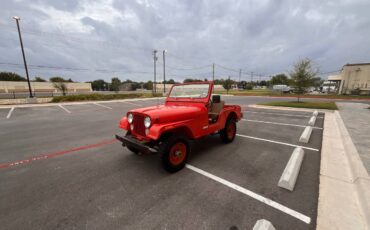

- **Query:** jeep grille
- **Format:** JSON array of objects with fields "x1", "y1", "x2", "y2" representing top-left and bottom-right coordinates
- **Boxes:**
[{"x1": 133, "y1": 114, "x2": 146, "y2": 136}]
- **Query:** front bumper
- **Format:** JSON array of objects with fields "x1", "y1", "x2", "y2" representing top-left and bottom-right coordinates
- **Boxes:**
[{"x1": 115, "y1": 134, "x2": 158, "y2": 154}]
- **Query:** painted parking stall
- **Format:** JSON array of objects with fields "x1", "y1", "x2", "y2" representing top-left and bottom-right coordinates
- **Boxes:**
[{"x1": 0, "y1": 97, "x2": 323, "y2": 230}]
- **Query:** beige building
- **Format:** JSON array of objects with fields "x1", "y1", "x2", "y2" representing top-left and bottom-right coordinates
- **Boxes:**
[
  {"x1": 334, "y1": 63, "x2": 370, "y2": 95},
  {"x1": 0, "y1": 81, "x2": 92, "y2": 93}
]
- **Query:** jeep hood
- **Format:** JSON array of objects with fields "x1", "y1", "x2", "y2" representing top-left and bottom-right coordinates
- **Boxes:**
[{"x1": 131, "y1": 105, "x2": 203, "y2": 123}]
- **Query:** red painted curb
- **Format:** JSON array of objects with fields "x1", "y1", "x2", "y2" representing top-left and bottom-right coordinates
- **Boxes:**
[{"x1": 0, "y1": 139, "x2": 118, "y2": 169}]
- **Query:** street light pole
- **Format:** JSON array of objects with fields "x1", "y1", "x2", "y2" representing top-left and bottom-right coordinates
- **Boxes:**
[
  {"x1": 13, "y1": 16, "x2": 33, "y2": 98},
  {"x1": 212, "y1": 63, "x2": 215, "y2": 81},
  {"x1": 163, "y1": 50, "x2": 166, "y2": 93},
  {"x1": 153, "y1": 50, "x2": 158, "y2": 94}
]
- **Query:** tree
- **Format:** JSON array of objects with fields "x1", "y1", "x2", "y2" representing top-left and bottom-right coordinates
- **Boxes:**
[
  {"x1": 183, "y1": 78, "x2": 202, "y2": 83},
  {"x1": 143, "y1": 80, "x2": 153, "y2": 90},
  {"x1": 53, "y1": 82, "x2": 68, "y2": 96},
  {"x1": 290, "y1": 58, "x2": 318, "y2": 102},
  {"x1": 50, "y1": 76, "x2": 68, "y2": 82},
  {"x1": 270, "y1": 74, "x2": 289, "y2": 85},
  {"x1": 111, "y1": 77, "x2": 121, "y2": 92},
  {"x1": 163, "y1": 79, "x2": 175, "y2": 84},
  {"x1": 33, "y1": 77, "x2": 47, "y2": 82},
  {"x1": 90, "y1": 79, "x2": 108, "y2": 91},
  {"x1": 222, "y1": 77, "x2": 233, "y2": 94},
  {"x1": 0, "y1": 72, "x2": 26, "y2": 81}
]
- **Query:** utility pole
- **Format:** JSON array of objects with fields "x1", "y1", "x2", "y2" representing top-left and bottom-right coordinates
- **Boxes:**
[
  {"x1": 238, "y1": 69, "x2": 242, "y2": 89},
  {"x1": 152, "y1": 50, "x2": 158, "y2": 94},
  {"x1": 13, "y1": 16, "x2": 33, "y2": 98},
  {"x1": 163, "y1": 50, "x2": 166, "y2": 93},
  {"x1": 251, "y1": 72, "x2": 254, "y2": 83},
  {"x1": 212, "y1": 63, "x2": 215, "y2": 81}
]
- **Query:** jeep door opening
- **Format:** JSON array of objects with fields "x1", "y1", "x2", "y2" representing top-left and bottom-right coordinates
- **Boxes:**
[{"x1": 115, "y1": 81, "x2": 243, "y2": 172}]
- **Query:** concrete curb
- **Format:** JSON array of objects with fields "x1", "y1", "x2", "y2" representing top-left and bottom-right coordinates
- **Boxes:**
[
  {"x1": 334, "y1": 111, "x2": 370, "y2": 226},
  {"x1": 253, "y1": 219, "x2": 276, "y2": 230},
  {"x1": 308, "y1": 116, "x2": 317, "y2": 126},
  {"x1": 0, "y1": 97, "x2": 166, "y2": 109},
  {"x1": 313, "y1": 110, "x2": 319, "y2": 117},
  {"x1": 317, "y1": 111, "x2": 370, "y2": 230},
  {"x1": 299, "y1": 126, "x2": 312, "y2": 143},
  {"x1": 278, "y1": 147, "x2": 305, "y2": 191}
]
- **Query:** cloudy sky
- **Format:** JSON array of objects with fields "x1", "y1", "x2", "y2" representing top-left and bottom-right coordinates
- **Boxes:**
[{"x1": 1, "y1": 0, "x2": 369, "y2": 83}]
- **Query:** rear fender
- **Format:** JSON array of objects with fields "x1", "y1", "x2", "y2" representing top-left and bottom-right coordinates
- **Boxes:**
[{"x1": 219, "y1": 106, "x2": 242, "y2": 129}]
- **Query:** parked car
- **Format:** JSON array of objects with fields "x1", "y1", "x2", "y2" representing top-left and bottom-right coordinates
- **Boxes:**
[{"x1": 115, "y1": 81, "x2": 243, "y2": 172}]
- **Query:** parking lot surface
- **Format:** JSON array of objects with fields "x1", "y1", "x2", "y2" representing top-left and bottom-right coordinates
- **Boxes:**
[{"x1": 0, "y1": 96, "x2": 323, "y2": 229}]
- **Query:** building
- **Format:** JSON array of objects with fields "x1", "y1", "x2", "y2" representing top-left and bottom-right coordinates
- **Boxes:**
[
  {"x1": 0, "y1": 81, "x2": 92, "y2": 93},
  {"x1": 334, "y1": 63, "x2": 370, "y2": 95}
]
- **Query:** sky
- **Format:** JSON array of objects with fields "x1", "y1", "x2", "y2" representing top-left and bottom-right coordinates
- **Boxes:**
[{"x1": 1, "y1": 0, "x2": 369, "y2": 83}]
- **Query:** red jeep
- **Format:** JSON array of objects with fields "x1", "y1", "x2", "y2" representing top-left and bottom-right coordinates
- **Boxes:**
[{"x1": 115, "y1": 81, "x2": 243, "y2": 172}]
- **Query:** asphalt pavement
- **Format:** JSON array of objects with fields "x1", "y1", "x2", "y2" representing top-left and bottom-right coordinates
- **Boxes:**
[{"x1": 0, "y1": 96, "x2": 324, "y2": 229}]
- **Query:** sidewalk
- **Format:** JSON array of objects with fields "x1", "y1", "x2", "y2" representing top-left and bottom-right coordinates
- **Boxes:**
[{"x1": 337, "y1": 102, "x2": 370, "y2": 175}]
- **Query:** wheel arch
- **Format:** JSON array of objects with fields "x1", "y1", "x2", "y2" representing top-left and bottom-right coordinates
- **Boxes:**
[{"x1": 159, "y1": 125, "x2": 194, "y2": 141}]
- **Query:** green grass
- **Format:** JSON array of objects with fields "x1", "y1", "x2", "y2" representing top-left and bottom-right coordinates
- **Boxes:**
[
  {"x1": 51, "y1": 93, "x2": 162, "y2": 102},
  {"x1": 258, "y1": 101, "x2": 338, "y2": 110}
]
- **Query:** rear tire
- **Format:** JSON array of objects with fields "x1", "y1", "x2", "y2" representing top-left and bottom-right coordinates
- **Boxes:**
[
  {"x1": 220, "y1": 118, "x2": 236, "y2": 143},
  {"x1": 160, "y1": 134, "x2": 190, "y2": 173}
]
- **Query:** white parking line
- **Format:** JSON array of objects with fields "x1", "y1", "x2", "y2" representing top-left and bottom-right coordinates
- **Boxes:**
[
  {"x1": 6, "y1": 107, "x2": 15, "y2": 119},
  {"x1": 93, "y1": 102, "x2": 113, "y2": 109},
  {"x1": 236, "y1": 134, "x2": 319, "y2": 151},
  {"x1": 186, "y1": 164, "x2": 311, "y2": 224},
  {"x1": 121, "y1": 101, "x2": 141, "y2": 106},
  {"x1": 244, "y1": 111, "x2": 323, "y2": 119},
  {"x1": 241, "y1": 119, "x2": 323, "y2": 130},
  {"x1": 58, "y1": 105, "x2": 71, "y2": 113}
]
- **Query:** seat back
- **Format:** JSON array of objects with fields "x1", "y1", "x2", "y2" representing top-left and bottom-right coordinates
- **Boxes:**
[{"x1": 210, "y1": 101, "x2": 224, "y2": 114}]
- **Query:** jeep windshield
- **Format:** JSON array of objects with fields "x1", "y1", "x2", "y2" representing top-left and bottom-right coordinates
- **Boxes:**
[{"x1": 169, "y1": 84, "x2": 210, "y2": 99}]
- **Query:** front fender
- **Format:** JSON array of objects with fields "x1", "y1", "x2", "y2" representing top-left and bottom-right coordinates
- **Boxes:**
[
  {"x1": 147, "y1": 119, "x2": 195, "y2": 140},
  {"x1": 119, "y1": 117, "x2": 129, "y2": 130}
]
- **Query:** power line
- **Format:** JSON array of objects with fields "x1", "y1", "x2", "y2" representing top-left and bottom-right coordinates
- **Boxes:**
[{"x1": 0, "y1": 62, "x2": 154, "y2": 75}]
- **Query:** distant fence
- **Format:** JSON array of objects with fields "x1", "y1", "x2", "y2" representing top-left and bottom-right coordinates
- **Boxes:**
[{"x1": 0, "y1": 90, "x2": 154, "y2": 99}]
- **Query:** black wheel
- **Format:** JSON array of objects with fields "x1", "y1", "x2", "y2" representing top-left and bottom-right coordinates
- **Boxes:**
[
  {"x1": 220, "y1": 118, "x2": 237, "y2": 143},
  {"x1": 160, "y1": 134, "x2": 190, "y2": 173}
]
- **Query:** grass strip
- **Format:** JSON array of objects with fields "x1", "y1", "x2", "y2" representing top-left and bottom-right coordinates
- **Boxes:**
[{"x1": 258, "y1": 101, "x2": 338, "y2": 110}]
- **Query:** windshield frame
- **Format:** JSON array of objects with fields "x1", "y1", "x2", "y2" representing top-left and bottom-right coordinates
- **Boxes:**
[{"x1": 166, "y1": 82, "x2": 213, "y2": 103}]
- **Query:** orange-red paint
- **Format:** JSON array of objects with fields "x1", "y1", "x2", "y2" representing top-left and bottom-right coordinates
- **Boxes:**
[{"x1": 119, "y1": 81, "x2": 243, "y2": 140}]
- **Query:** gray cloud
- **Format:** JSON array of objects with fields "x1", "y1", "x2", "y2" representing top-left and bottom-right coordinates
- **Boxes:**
[{"x1": 1, "y1": 0, "x2": 369, "y2": 82}]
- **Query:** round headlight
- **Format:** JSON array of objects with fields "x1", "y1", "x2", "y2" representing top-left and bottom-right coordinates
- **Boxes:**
[
  {"x1": 144, "y1": 116, "x2": 151, "y2": 128},
  {"x1": 127, "y1": 113, "x2": 133, "y2": 124}
]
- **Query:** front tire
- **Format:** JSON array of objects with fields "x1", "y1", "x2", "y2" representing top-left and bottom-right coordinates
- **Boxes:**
[
  {"x1": 220, "y1": 118, "x2": 237, "y2": 143},
  {"x1": 160, "y1": 135, "x2": 190, "y2": 173}
]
